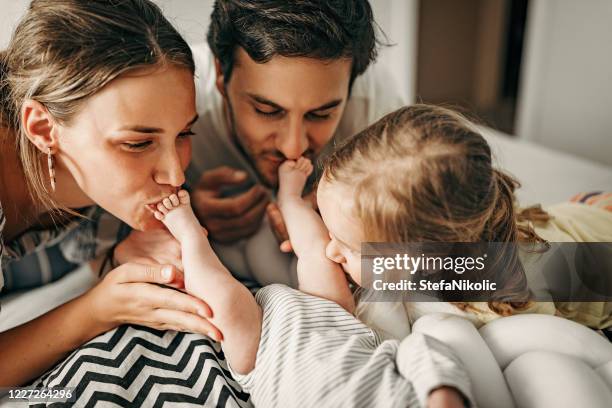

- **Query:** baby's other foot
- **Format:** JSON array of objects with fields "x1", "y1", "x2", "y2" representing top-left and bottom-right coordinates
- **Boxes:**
[
  {"x1": 278, "y1": 157, "x2": 313, "y2": 200},
  {"x1": 149, "y1": 190, "x2": 201, "y2": 242}
]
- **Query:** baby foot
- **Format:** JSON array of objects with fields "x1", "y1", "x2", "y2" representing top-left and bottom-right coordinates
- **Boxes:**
[
  {"x1": 278, "y1": 157, "x2": 313, "y2": 201},
  {"x1": 148, "y1": 190, "x2": 202, "y2": 243}
]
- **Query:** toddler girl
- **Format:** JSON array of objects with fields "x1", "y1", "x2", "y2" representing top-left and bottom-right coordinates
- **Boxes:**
[{"x1": 277, "y1": 104, "x2": 557, "y2": 333}]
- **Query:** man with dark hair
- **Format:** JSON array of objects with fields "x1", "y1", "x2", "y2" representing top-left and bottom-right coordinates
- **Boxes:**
[
  {"x1": 188, "y1": 0, "x2": 405, "y2": 281},
  {"x1": 183, "y1": 3, "x2": 471, "y2": 406}
]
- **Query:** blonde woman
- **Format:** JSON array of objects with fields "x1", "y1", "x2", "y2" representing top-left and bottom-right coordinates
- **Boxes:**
[{"x1": 0, "y1": 0, "x2": 226, "y2": 394}]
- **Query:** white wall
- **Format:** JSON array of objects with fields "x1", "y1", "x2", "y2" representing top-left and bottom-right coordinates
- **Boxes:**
[
  {"x1": 371, "y1": 0, "x2": 418, "y2": 104},
  {"x1": 0, "y1": 0, "x2": 29, "y2": 50},
  {"x1": 151, "y1": 0, "x2": 213, "y2": 45},
  {"x1": 0, "y1": 0, "x2": 214, "y2": 49},
  {"x1": 516, "y1": 0, "x2": 612, "y2": 166}
]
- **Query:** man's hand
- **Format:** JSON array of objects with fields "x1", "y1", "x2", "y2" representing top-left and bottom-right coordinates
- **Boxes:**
[
  {"x1": 192, "y1": 166, "x2": 270, "y2": 243},
  {"x1": 428, "y1": 386, "x2": 467, "y2": 408},
  {"x1": 266, "y1": 203, "x2": 292, "y2": 252}
]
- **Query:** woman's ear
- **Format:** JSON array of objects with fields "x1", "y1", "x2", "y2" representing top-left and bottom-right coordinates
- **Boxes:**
[
  {"x1": 214, "y1": 58, "x2": 227, "y2": 97},
  {"x1": 21, "y1": 99, "x2": 57, "y2": 153}
]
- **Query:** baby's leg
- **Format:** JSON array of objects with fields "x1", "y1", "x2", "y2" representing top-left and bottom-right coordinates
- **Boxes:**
[
  {"x1": 277, "y1": 158, "x2": 354, "y2": 312},
  {"x1": 152, "y1": 191, "x2": 225, "y2": 286},
  {"x1": 152, "y1": 191, "x2": 261, "y2": 374},
  {"x1": 277, "y1": 158, "x2": 319, "y2": 254}
]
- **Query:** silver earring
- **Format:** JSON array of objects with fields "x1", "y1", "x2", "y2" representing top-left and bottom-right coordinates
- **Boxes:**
[{"x1": 47, "y1": 147, "x2": 56, "y2": 192}]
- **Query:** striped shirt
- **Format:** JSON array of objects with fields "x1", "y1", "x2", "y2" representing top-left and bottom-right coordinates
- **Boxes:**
[
  {"x1": 0, "y1": 199, "x2": 128, "y2": 298},
  {"x1": 231, "y1": 284, "x2": 474, "y2": 408}
]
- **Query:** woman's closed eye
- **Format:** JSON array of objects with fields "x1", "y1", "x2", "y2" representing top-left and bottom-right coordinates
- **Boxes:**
[
  {"x1": 178, "y1": 130, "x2": 195, "y2": 138},
  {"x1": 122, "y1": 140, "x2": 152, "y2": 151},
  {"x1": 121, "y1": 130, "x2": 194, "y2": 152}
]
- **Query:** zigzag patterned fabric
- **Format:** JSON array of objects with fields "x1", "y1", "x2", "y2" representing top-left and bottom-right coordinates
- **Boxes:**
[{"x1": 30, "y1": 325, "x2": 252, "y2": 407}]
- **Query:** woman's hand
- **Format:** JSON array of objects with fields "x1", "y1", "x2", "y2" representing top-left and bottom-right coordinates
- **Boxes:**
[
  {"x1": 113, "y1": 229, "x2": 184, "y2": 270},
  {"x1": 428, "y1": 386, "x2": 467, "y2": 408},
  {"x1": 86, "y1": 262, "x2": 222, "y2": 341}
]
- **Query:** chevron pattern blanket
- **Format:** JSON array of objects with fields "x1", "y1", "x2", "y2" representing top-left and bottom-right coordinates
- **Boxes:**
[{"x1": 30, "y1": 325, "x2": 252, "y2": 407}]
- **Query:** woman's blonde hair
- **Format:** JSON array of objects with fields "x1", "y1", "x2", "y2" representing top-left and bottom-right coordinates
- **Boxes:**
[
  {"x1": 0, "y1": 0, "x2": 194, "y2": 215},
  {"x1": 324, "y1": 104, "x2": 549, "y2": 315}
]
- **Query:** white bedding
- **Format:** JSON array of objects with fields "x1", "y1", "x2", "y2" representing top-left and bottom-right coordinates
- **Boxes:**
[
  {"x1": 483, "y1": 129, "x2": 612, "y2": 206},
  {"x1": 1, "y1": 130, "x2": 611, "y2": 331}
]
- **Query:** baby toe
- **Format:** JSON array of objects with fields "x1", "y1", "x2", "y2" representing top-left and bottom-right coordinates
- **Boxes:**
[
  {"x1": 177, "y1": 189, "x2": 190, "y2": 204},
  {"x1": 306, "y1": 162, "x2": 314, "y2": 174},
  {"x1": 154, "y1": 211, "x2": 165, "y2": 221},
  {"x1": 157, "y1": 202, "x2": 169, "y2": 214},
  {"x1": 162, "y1": 198, "x2": 173, "y2": 209},
  {"x1": 169, "y1": 194, "x2": 180, "y2": 206}
]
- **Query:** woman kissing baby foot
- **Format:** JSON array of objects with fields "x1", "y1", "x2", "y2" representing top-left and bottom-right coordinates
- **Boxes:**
[{"x1": 147, "y1": 190, "x2": 203, "y2": 243}]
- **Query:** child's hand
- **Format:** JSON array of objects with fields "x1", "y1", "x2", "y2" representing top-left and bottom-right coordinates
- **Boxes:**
[{"x1": 427, "y1": 386, "x2": 467, "y2": 408}]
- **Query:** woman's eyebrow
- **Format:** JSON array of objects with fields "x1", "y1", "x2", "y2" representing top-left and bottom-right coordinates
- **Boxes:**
[
  {"x1": 119, "y1": 125, "x2": 162, "y2": 134},
  {"x1": 118, "y1": 114, "x2": 199, "y2": 134}
]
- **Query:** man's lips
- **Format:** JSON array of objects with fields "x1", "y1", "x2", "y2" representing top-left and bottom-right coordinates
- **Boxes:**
[
  {"x1": 262, "y1": 151, "x2": 315, "y2": 163},
  {"x1": 262, "y1": 155, "x2": 284, "y2": 164}
]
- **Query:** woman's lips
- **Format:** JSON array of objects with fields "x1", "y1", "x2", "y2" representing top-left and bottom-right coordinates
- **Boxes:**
[{"x1": 146, "y1": 189, "x2": 180, "y2": 205}]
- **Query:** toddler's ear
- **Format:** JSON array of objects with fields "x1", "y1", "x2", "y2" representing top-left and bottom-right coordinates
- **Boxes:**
[{"x1": 21, "y1": 99, "x2": 58, "y2": 153}]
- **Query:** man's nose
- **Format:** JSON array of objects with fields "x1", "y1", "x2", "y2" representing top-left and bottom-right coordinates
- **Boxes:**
[
  {"x1": 154, "y1": 149, "x2": 186, "y2": 187},
  {"x1": 276, "y1": 117, "x2": 308, "y2": 160}
]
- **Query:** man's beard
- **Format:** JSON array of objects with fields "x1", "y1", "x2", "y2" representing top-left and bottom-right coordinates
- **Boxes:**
[{"x1": 224, "y1": 96, "x2": 315, "y2": 189}]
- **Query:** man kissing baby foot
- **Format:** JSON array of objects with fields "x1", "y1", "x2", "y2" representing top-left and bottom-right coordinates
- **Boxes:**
[
  {"x1": 278, "y1": 157, "x2": 313, "y2": 201},
  {"x1": 148, "y1": 190, "x2": 202, "y2": 243}
]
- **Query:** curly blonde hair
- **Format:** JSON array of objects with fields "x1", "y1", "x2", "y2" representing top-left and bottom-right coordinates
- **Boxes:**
[{"x1": 323, "y1": 104, "x2": 549, "y2": 315}]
